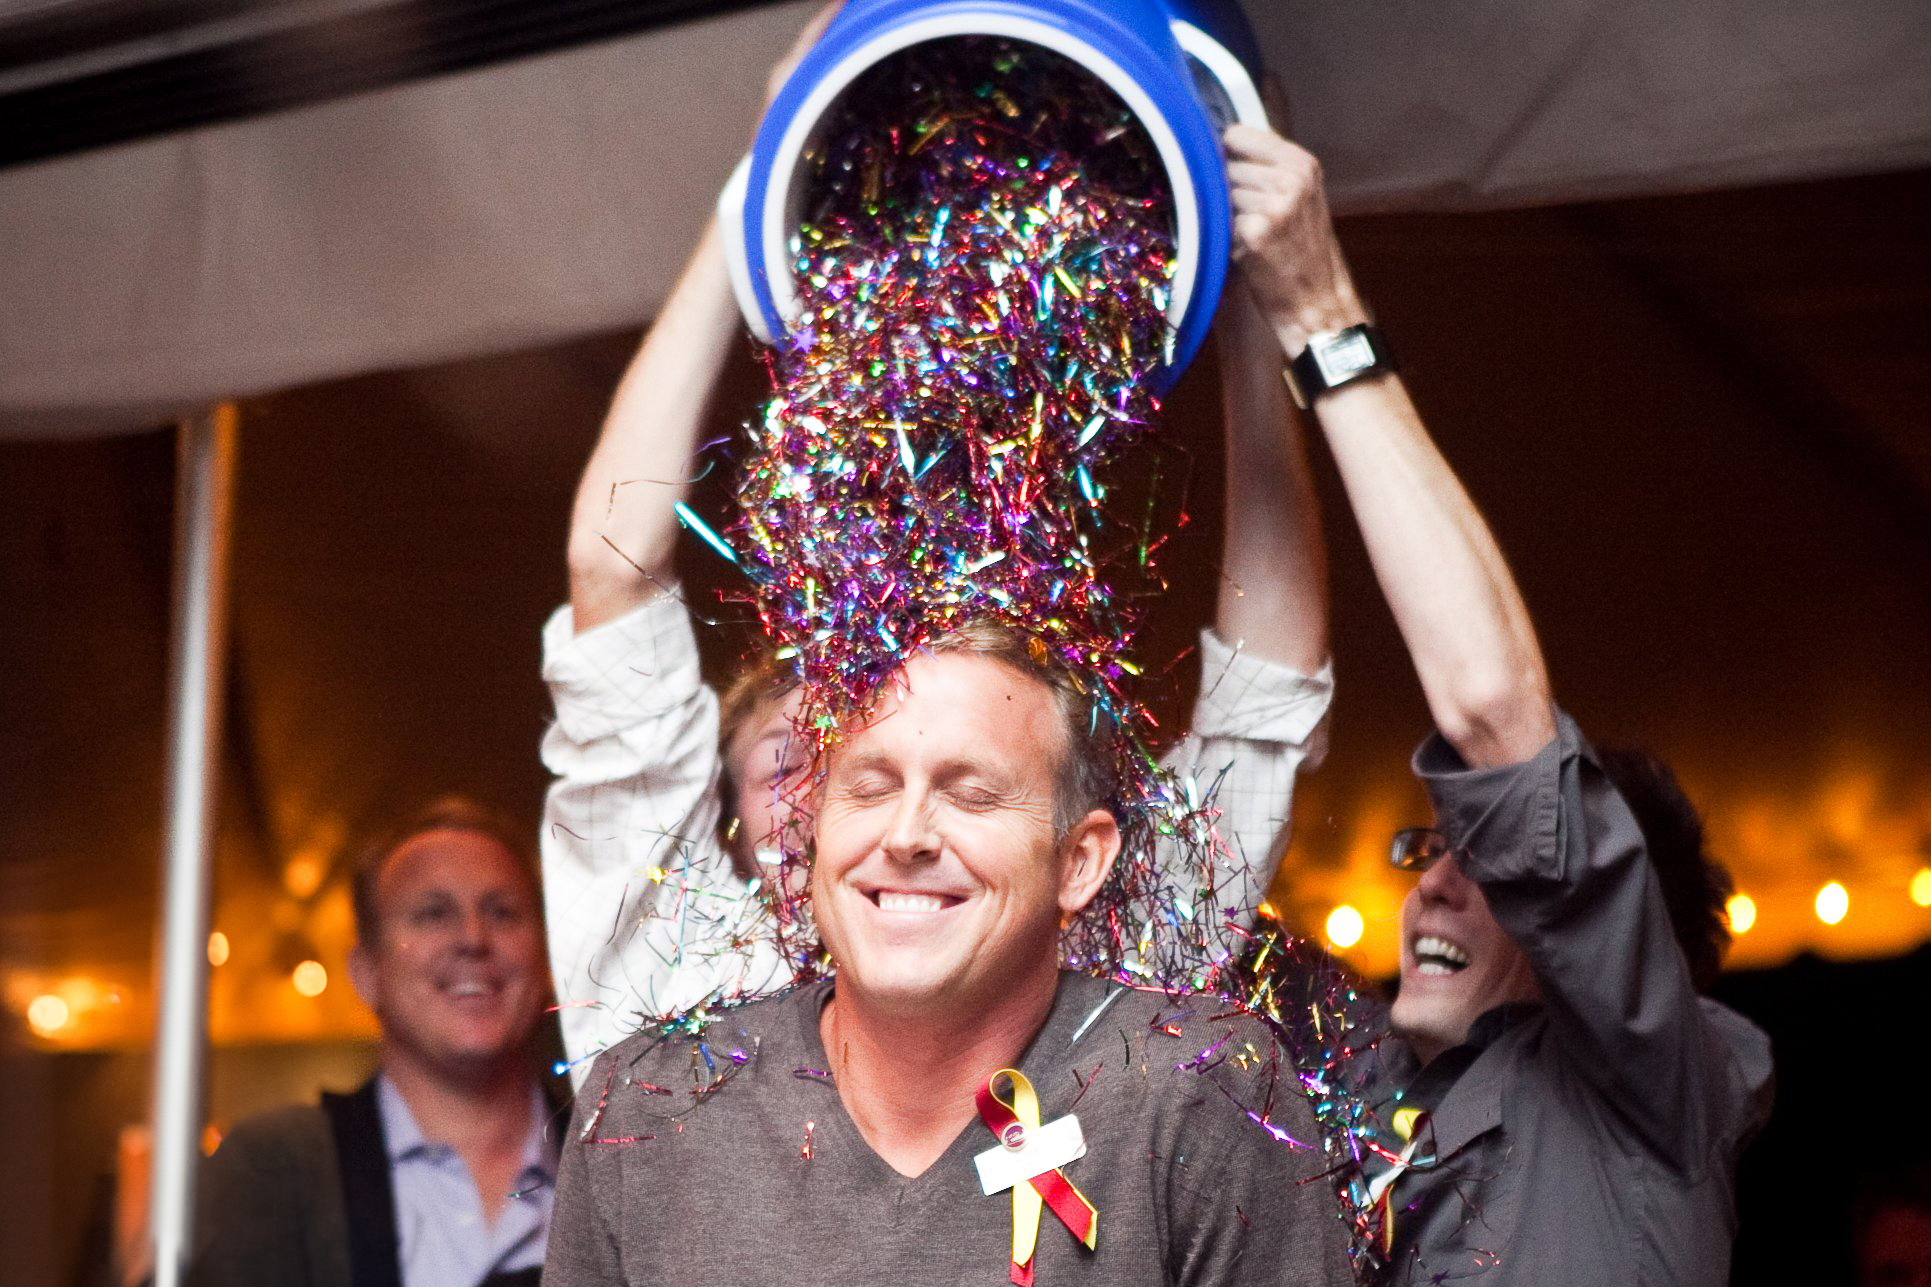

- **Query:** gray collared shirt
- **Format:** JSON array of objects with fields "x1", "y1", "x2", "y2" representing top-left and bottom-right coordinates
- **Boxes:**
[
  {"x1": 1365, "y1": 712, "x2": 1774, "y2": 1286},
  {"x1": 375, "y1": 1076, "x2": 558, "y2": 1287}
]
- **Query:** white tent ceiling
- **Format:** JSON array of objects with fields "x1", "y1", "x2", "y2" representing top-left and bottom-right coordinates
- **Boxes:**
[{"x1": 2, "y1": 0, "x2": 1928, "y2": 437}]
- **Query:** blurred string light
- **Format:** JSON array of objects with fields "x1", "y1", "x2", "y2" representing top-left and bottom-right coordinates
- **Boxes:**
[
  {"x1": 1911, "y1": 868, "x2": 1931, "y2": 909},
  {"x1": 207, "y1": 930, "x2": 229, "y2": 967},
  {"x1": 1814, "y1": 881, "x2": 1849, "y2": 926},
  {"x1": 1725, "y1": 893, "x2": 1757, "y2": 934},
  {"x1": 1325, "y1": 904, "x2": 1365, "y2": 949},
  {"x1": 291, "y1": 960, "x2": 328, "y2": 997},
  {"x1": 283, "y1": 855, "x2": 324, "y2": 900},
  {"x1": 27, "y1": 994, "x2": 69, "y2": 1036}
]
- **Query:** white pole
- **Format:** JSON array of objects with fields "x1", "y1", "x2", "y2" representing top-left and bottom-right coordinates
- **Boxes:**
[{"x1": 147, "y1": 404, "x2": 238, "y2": 1287}]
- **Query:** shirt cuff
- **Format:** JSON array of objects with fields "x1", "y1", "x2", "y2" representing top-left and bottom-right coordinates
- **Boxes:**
[
  {"x1": 542, "y1": 592, "x2": 707, "y2": 744},
  {"x1": 1190, "y1": 628, "x2": 1334, "y2": 749}
]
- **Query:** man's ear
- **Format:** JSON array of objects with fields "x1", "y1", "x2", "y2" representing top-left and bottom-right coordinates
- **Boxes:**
[
  {"x1": 1057, "y1": 808, "x2": 1122, "y2": 921},
  {"x1": 346, "y1": 943, "x2": 377, "y2": 1008}
]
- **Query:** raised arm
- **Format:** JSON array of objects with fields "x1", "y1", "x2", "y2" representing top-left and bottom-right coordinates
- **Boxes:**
[
  {"x1": 1158, "y1": 275, "x2": 1335, "y2": 941},
  {"x1": 1223, "y1": 123, "x2": 1553, "y2": 768},
  {"x1": 1224, "y1": 125, "x2": 1772, "y2": 1166},
  {"x1": 1153, "y1": 159, "x2": 1337, "y2": 949},
  {"x1": 567, "y1": 2, "x2": 840, "y2": 632},
  {"x1": 544, "y1": 8, "x2": 841, "y2": 1074},
  {"x1": 566, "y1": 222, "x2": 739, "y2": 631},
  {"x1": 1213, "y1": 276, "x2": 1328, "y2": 674}
]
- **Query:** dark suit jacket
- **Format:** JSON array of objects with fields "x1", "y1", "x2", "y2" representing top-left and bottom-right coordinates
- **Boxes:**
[
  {"x1": 188, "y1": 1079, "x2": 545, "y2": 1287},
  {"x1": 188, "y1": 1079, "x2": 394, "y2": 1287}
]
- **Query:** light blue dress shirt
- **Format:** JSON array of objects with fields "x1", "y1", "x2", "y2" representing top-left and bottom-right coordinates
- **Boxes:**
[{"x1": 376, "y1": 1076, "x2": 558, "y2": 1287}]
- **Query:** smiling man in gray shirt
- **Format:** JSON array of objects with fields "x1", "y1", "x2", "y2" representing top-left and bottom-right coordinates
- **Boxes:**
[{"x1": 543, "y1": 628, "x2": 1356, "y2": 1287}]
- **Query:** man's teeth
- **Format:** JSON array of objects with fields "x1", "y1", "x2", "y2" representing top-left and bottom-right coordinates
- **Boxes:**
[
  {"x1": 1413, "y1": 936, "x2": 1470, "y2": 974},
  {"x1": 447, "y1": 981, "x2": 493, "y2": 997},
  {"x1": 876, "y1": 892, "x2": 947, "y2": 913}
]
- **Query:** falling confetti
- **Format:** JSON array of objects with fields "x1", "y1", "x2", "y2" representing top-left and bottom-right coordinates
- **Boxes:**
[
  {"x1": 693, "y1": 37, "x2": 1390, "y2": 1268},
  {"x1": 730, "y1": 37, "x2": 1239, "y2": 989}
]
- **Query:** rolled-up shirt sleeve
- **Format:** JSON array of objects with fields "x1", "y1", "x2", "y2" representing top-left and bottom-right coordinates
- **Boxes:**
[
  {"x1": 1161, "y1": 629, "x2": 1334, "y2": 943},
  {"x1": 540, "y1": 593, "x2": 787, "y2": 1081}
]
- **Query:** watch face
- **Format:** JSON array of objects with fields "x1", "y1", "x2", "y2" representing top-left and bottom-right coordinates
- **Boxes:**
[{"x1": 1313, "y1": 329, "x2": 1378, "y2": 384}]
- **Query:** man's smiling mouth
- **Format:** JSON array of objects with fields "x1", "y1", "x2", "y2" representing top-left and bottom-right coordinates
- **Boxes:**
[
  {"x1": 1412, "y1": 935, "x2": 1470, "y2": 975},
  {"x1": 869, "y1": 890, "x2": 962, "y2": 913}
]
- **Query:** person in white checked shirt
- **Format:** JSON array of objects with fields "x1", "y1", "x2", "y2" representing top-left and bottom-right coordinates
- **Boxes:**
[{"x1": 540, "y1": 13, "x2": 1334, "y2": 1084}]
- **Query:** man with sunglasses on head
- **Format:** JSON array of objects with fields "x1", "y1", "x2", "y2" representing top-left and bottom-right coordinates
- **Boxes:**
[{"x1": 1225, "y1": 122, "x2": 1774, "y2": 1284}]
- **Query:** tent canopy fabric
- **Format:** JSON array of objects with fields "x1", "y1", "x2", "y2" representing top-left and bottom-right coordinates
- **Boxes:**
[{"x1": 2, "y1": 0, "x2": 1928, "y2": 437}]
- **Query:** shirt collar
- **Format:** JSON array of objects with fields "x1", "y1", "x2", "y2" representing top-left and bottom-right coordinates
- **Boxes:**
[
  {"x1": 375, "y1": 1074, "x2": 558, "y2": 1180},
  {"x1": 375, "y1": 1074, "x2": 436, "y2": 1163},
  {"x1": 1465, "y1": 1001, "x2": 1539, "y2": 1047},
  {"x1": 1386, "y1": 1001, "x2": 1539, "y2": 1107}
]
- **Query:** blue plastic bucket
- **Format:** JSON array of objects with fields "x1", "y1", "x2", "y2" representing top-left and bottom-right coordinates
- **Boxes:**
[{"x1": 719, "y1": 0, "x2": 1265, "y2": 389}]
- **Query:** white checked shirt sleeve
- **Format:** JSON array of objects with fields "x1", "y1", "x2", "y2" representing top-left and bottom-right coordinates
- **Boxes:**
[
  {"x1": 1159, "y1": 628, "x2": 1334, "y2": 945},
  {"x1": 540, "y1": 593, "x2": 789, "y2": 1083}
]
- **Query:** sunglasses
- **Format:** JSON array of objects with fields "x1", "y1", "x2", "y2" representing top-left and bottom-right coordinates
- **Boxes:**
[{"x1": 1388, "y1": 827, "x2": 1467, "y2": 872}]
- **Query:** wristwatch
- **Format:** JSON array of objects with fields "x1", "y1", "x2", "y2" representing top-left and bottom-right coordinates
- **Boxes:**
[{"x1": 1283, "y1": 323, "x2": 1395, "y2": 409}]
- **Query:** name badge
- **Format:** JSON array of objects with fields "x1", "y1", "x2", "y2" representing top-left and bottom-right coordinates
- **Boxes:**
[{"x1": 973, "y1": 1112, "x2": 1087, "y2": 1195}]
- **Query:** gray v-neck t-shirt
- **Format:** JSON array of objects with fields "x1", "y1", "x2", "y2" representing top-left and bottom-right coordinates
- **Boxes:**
[{"x1": 545, "y1": 972, "x2": 1355, "y2": 1286}]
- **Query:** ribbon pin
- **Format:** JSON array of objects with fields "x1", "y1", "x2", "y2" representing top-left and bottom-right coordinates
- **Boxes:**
[
  {"x1": 974, "y1": 1068, "x2": 1098, "y2": 1286},
  {"x1": 1366, "y1": 1108, "x2": 1432, "y2": 1257}
]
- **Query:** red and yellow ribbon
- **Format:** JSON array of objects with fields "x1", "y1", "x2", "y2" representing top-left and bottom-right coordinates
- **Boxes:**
[
  {"x1": 1367, "y1": 1107, "x2": 1429, "y2": 1257},
  {"x1": 976, "y1": 1068, "x2": 1098, "y2": 1286}
]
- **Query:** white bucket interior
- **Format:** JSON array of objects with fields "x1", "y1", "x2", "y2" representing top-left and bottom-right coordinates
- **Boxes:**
[{"x1": 759, "y1": 14, "x2": 1202, "y2": 336}]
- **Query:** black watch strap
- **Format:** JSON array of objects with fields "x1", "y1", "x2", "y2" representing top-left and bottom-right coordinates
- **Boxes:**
[{"x1": 1284, "y1": 323, "x2": 1395, "y2": 409}]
